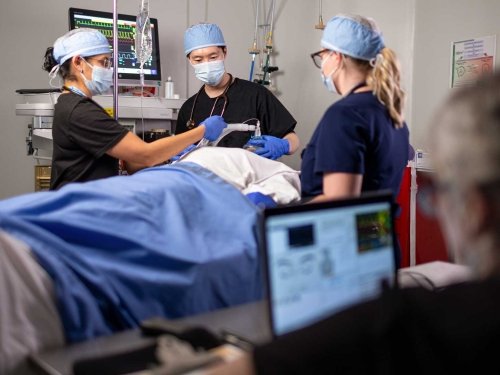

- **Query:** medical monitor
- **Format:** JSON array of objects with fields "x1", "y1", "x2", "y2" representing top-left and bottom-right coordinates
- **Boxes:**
[{"x1": 68, "y1": 7, "x2": 162, "y2": 84}]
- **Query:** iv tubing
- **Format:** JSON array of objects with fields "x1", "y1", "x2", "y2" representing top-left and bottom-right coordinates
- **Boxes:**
[
  {"x1": 112, "y1": 0, "x2": 118, "y2": 121},
  {"x1": 253, "y1": 0, "x2": 260, "y2": 42},
  {"x1": 249, "y1": 0, "x2": 260, "y2": 81},
  {"x1": 269, "y1": 0, "x2": 276, "y2": 46}
]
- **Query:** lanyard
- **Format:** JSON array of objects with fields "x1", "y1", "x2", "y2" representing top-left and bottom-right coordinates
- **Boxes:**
[
  {"x1": 343, "y1": 81, "x2": 367, "y2": 98},
  {"x1": 63, "y1": 85, "x2": 87, "y2": 97},
  {"x1": 186, "y1": 74, "x2": 233, "y2": 130}
]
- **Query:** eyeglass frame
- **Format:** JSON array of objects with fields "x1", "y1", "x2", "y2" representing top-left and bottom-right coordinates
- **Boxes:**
[
  {"x1": 85, "y1": 56, "x2": 113, "y2": 69},
  {"x1": 310, "y1": 49, "x2": 333, "y2": 69}
]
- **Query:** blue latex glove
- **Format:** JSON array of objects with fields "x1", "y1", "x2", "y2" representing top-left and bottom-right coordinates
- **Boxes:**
[
  {"x1": 245, "y1": 192, "x2": 277, "y2": 208},
  {"x1": 170, "y1": 144, "x2": 196, "y2": 162},
  {"x1": 200, "y1": 115, "x2": 227, "y2": 141},
  {"x1": 245, "y1": 135, "x2": 289, "y2": 160}
]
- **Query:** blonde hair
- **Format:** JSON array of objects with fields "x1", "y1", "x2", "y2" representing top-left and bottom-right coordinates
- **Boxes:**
[
  {"x1": 344, "y1": 14, "x2": 406, "y2": 129},
  {"x1": 368, "y1": 48, "x2": 405, "y2": 128}
]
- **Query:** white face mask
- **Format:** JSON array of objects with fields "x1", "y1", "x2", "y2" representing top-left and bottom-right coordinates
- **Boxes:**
[
  {"x1": 320, "y1": 53, "x2": 340, "y2": 95},
  {"x1": 192, "y1": 60, "x2": 225, "y2": 86},
  {"x1": 81, "y1": 59, "x2": 113, "y2": 95}
]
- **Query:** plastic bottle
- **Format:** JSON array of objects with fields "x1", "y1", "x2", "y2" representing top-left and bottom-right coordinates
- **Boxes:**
[{"x1": 165, "y1": 76, "x2": 174, "y2": 99}]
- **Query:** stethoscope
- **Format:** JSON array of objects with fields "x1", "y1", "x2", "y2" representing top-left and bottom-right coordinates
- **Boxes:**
[{"x1": 186, "y1": 73, "x2": 234, "y2": 130}]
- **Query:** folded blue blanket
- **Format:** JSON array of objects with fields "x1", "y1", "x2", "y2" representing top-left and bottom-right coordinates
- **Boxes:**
[{"x1": 0, "y1": 163, "x2": 263, "y2": 342}]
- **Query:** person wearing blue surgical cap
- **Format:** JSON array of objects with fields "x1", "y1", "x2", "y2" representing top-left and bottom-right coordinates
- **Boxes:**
[
  {"x1": 175, "y1": 23, "x2": 300, "y2": 160},
  {"x1": 43, "y1": 28, "x2": 227, "y2": 190},
  {"x1": 301, "y1": 14, "x2": 410, "y2": 202},
  {"x1": 206, "y1": 45, "x2": 500, "y2": 375}
]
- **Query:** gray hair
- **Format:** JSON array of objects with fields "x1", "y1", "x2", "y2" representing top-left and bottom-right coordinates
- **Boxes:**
[{"x1": 430, "y1": 73, "x2": 500, "y2": 190}]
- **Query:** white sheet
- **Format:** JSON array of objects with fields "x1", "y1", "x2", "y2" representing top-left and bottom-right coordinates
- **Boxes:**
[
  {"x1": 0, "y1": 230, "x2": 64, "y2": 375},
  {"x1": 181, "y1": 147, "x2": 301, "y2": 205}
]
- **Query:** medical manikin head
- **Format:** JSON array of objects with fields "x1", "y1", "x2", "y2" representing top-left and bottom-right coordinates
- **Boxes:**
[
  {"x1": 43, "y1": 28, "x2": 113, "y2": 96},
  {"x1": 184, "y1": 23, "x2": 227, "y2": 86},
  {"x1": 429, "y1": 72, "x2": 500, "y2": 279}
]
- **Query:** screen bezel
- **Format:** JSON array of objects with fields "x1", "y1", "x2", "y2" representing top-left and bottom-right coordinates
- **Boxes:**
[
  {"x1": 68, "y1": 7, "x2": 162, "y2": 82},
  {"x1": 260, "y1": 190, "x2": 399, "y2": 340}
]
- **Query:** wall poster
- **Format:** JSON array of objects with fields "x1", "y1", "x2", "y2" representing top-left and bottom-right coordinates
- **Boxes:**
[{"x1": 451, "y1": 35, "x2": 496, "y2": 88}]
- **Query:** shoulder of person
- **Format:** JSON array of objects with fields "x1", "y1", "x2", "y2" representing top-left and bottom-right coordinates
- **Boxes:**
[
  {"x1": 233, "y1": 77, "x2": 270, "y2": 93},
  {"x1": 179, "y1": 91, "x2": 198, "y2": 110},
  {"x1": 56, "y1": 92, "x2": 88, "y2": 106},
  {"x1": 56, "y1": 93, "x2": 97, "y2": 115},
  {"x1": 331, "y1": 94, "x2": 384, "y2": 117}
]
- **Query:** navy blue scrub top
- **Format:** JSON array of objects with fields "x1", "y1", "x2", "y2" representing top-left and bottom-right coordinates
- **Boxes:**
[{"x1": 300, "y1": 92, "x2": 410, "y2": 198}]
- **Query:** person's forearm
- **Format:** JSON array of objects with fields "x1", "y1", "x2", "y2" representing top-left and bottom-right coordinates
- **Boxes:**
[
  {"x1": 206, "y1": 353, "x2": 256, "y2": 375},
  {"x1": 109, "y1": 127, "x2": 205, "y2": 167},
  {"x1": 307, "y1": 173, "x2": 363, "y2": 203},
  {"x1": 284, "y1": 132, "x2": 300, "y2": 155},
  {"x1": 122, "y1": 160, "x2": 150, "y2": 174}
]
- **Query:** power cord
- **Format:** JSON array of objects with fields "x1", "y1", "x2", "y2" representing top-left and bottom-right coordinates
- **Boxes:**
[{"x1": 400, "y1": 270, "x2": 436, "y2": 291}]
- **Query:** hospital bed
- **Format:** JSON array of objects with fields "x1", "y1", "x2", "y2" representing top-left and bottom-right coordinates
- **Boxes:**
[{"x1": 0, "y1": 148, "x2": 300, "y2": 374}]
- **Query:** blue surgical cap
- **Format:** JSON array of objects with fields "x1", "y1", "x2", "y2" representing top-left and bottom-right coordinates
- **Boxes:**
[
  {"x1": 53, "y1": 28, "x2": 111, "y2": 65},
  {"x1": 184, "y1": 23, "x2": 226, "y2": 56},
  {"x1": 321, "y1": 15, "x2": 385, "y2": 61}
]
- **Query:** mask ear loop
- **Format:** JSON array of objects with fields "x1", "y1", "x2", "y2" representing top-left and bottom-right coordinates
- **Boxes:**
[
  {"x1": 48, "y1": 64, "x2": 62, "y2": 106},
  {"x1": 48, "y1": 65, "x2": 61, "y2": 88}
]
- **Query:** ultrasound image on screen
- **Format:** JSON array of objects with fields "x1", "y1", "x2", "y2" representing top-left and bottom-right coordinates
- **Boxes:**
[{"x1": 287, "y1": 224, "x2": 315, "y2": 248}]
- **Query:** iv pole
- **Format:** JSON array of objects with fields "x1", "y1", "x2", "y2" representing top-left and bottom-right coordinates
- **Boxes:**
[{"x1": 112, "y1": 0, "x2": 119, "y2": 121}]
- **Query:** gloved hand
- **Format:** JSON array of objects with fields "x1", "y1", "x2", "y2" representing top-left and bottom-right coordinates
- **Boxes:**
[
  {"x1": 170, "y1": 144, "x2": 196, "y2": 162},
  {"x1": 200, "y1": 115, "x2": 227, "y2": 141},
  {"x1": 245, "y1": 192, "x2": 277, "y2": 208},
  {"x1": 245, "y1": 135, "x2": 290, "y2": 160}
]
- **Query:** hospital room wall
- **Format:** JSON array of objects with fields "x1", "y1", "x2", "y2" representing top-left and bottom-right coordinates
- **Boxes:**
[
  {"x1": 0, "y1": 1, "x2": 499, "y2": 200},
  {"x1": 411, "y1": 0, "x2": 500, "y2": 148},
  {"x1": 184, "y1": 0, "x2": 416, "y2": 171},
  {"x1": 0, "y1": 0, "x2": 188, "y2": 200}
]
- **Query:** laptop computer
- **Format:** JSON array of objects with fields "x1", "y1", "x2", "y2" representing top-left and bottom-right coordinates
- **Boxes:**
[{"x1": 261, "y1": 191, "x2": 398, "y2": 338}]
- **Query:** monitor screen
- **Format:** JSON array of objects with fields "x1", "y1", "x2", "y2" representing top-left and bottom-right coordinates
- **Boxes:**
[
  {"x1": 68, "y1": 7, "x2": 161, "y2": 82},
  {"x1": 263, "y1": 195, "x2": 397, "y2": 337}
]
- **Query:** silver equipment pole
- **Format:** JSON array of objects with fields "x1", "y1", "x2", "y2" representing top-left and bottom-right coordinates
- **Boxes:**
[{"x1": 113, "y1": 0, "x2": 119, "y2": 120}]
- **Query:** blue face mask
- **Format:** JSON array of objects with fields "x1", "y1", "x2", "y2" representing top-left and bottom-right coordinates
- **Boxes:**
[
  {"x1": 320, "y1": 53, "x2": 340, "y2": 94},
  {"x1": 321, "y1": 73, "x2": 337, "y2": 94},
  {"x1": 192, "y1": 60, "x2": 225, "y2": 86},
  {"x1": 81, "y1": 59, "x2": 113, "y2": 95}
]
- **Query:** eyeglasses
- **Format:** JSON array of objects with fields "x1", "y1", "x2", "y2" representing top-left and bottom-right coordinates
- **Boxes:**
[
  {"x1": 310, "y1": 49, "x2": 331, "y2": 69},
  {"x1": 416, "y1": 174, "x2": 452, "y2": 218},
  {"x1": 418, "y1": 173, "x2": 500, "y2": 218},
  {"x1": 86, "y1": 57, "x2": 113, "y2": 69}
]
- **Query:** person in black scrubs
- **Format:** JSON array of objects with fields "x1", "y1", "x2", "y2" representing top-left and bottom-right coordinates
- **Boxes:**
[
  {"x1": 43, "y1": 28, "x2": 227, "y2": 190},
  {"x1": 206, "y1": 22, "x2": 500, "y2": 375},
  {"x1": 175, "y1": 23, "x2": 300, "y2": 160}
]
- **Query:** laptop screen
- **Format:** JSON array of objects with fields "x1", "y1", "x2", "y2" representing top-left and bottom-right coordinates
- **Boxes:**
[{"x1": 262, "y1": 192, "x2": 397, "y2": 337}]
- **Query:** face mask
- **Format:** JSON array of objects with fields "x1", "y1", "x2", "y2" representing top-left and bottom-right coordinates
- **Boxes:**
[
  {"x1": 192, "y1": 60, "x2": 225, "y2": 86},
  {"x1": 81, "y1": 59, "x2": 113, "y2": 95},
  {"x1": 320, "y1": 53, "x2": 340, "y2": 94}
]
